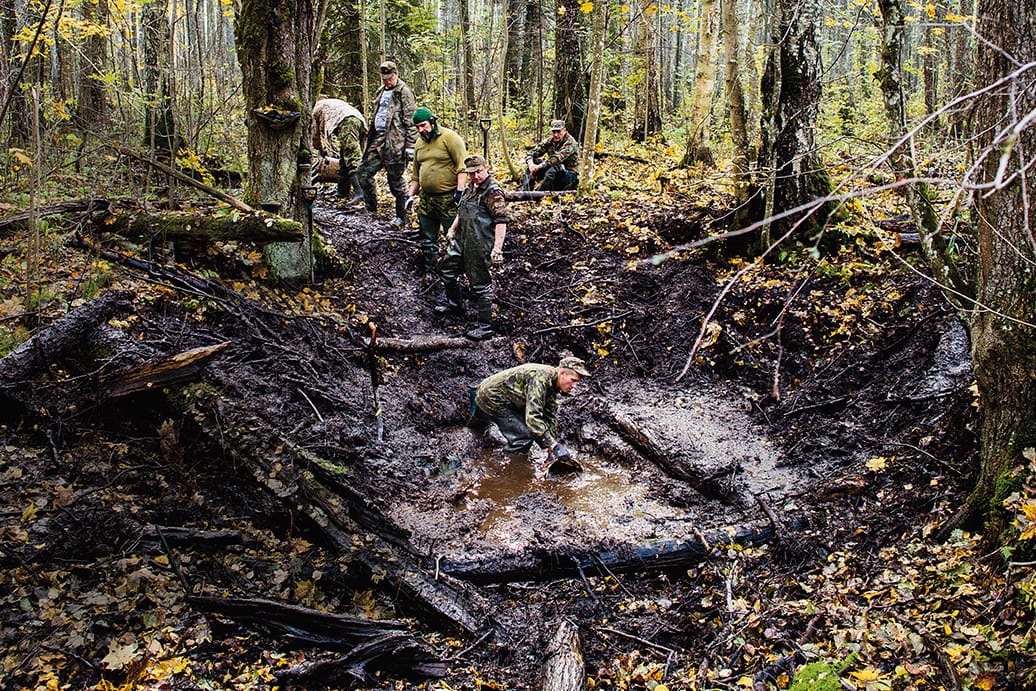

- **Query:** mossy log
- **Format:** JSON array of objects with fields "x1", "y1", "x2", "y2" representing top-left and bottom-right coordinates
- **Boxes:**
[{"x1": 96, "y1": 210, "x2": 304, "y2": 245}]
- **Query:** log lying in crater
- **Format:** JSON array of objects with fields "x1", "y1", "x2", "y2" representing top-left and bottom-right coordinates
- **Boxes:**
[
  {"x1": 95, "y1": 209, "x2": 304, "y2": 245},
  {"x1": 437, "y1": 523, "x2": 774, "y2": 584},
  {"x1": 604, "y1": 409, "x2": 743, "y2": 504},
  {"x1": 180, "y1": 388, "x2": 497, "y2": 637},
  {"x1": 0, "y1": 289, "x2": 133, "y2": 391}
]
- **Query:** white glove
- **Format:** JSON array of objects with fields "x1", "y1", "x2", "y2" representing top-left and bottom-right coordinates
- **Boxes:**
[{"x1": 490, "y1": 249, "x2": 504, "y2": 265}]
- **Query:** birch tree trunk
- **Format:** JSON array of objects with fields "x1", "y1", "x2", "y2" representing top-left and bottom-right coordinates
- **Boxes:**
[
  {"x1": 578, "y1": 0, "x2": 609, "y2": 193},
  {"x1": 680, "y1": 0, "x2": 718, "y2": 165},
  {"x1": 721, "y1": 0, "x2": 751, "y2": 206}
]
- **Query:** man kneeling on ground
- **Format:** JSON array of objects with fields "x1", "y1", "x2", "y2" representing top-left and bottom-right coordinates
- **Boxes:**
[{"x1": 467, "y1": 356, "x2": 590, "y2": 466}]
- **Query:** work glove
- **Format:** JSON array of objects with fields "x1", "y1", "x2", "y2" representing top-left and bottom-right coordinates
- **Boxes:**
[
  {"x1": 490, "y1": 248, "x2": 504, "y2": 266},
  {"x1": 405, "y1": 147, "x2": 415, "y2": 161},
  {"x1": 550, "y1": 442, "x2": 572, "y2": 462},
  {"x1": 446, "y1": 228, "x2": 456, "y2": 244},
  {"x1": 453, "y1": 189, "x2": 463, "y2": 204},
  {"x1": 405, "y1": 196, "x2": 416, "y2": 211}
]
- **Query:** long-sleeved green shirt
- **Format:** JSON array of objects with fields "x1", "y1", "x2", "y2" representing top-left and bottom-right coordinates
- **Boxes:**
[{"x1": 475, "y1": 364, "x2": 560, "y2": 448}]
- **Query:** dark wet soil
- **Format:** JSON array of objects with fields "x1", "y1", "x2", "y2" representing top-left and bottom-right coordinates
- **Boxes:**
[{"x1": 0, "y1": 178, "x2": 980, "y2": 689}]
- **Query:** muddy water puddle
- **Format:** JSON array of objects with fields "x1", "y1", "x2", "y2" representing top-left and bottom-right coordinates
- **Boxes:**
[{"x1": 458, "y1": 449, "x2": 693, "y2": 548}]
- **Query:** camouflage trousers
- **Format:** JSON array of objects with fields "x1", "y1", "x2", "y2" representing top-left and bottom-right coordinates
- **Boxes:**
[
  {"x1": 416, "y1": 192, "x2": 457, "y2": 268},
  {"x1": 439, "y1": 226, "x2": 493, "y2": 321},
  {"x1": 357, "y1": 134, "x2": 408, "y2": 216}
]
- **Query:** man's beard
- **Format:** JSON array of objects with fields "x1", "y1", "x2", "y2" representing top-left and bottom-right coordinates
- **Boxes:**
[{"x1": 419, "y1": 127, "x2": 438, "y2": 142}]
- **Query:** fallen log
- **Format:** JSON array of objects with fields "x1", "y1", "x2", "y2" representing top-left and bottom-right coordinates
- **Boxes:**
[
  {"x1": 437, "y1": 522, "x2": 775, "y2": 584},
  {"x1": 504, "y1": 189, "x2": 578, "y2": 202},
  {"x1": 605, "y1": 410, "x2": 741, "y2": 504},
  {"x1": 100, "y1": 341, "x2": 230, "y2": 398},
  {"x1": 375, "y1": 334, "x2": 483, "y2": 352},
  {"x1": 190, "y1": 596, "x2": 446, "y2": 680},
  {"x1": 95, "y1": 209, "x2": 304, "y2": 245},
  {"x1": 0, "y1": 289, "x2": 133, "y2": 388},
  {"x1": 0, "y1": 199, "x2": 109, "y2": 236},
  {"x1": 111, "y1": 143, "x2": 255, "y2": 213},
  {"x1": 181, "y1": 388, "x2": 497, "y2": 636},
  {"x1": 541, "y1": 620, "x2": 585, "y2": 691},
  {"x1": 275, "y1": 632, "x2": 447, "y2": 683}
]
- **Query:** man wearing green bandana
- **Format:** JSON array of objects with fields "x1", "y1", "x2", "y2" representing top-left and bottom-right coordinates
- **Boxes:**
[{"x1": 407, "y1": 107, "x2": 468, "y2": 275}]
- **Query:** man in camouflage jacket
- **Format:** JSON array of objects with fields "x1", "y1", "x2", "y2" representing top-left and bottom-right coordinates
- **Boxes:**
[
  {"x1": 469, "y1": 356, "x2": 591, "y2": 460},
  {"x1": 353, "y1": 61, "x2": 417, "y2": 225},
  {"x1": 522, "y1": 119, "x2": 580, "y2": 191},
  {"x1": 311, "y1": 97, "x2": 366, "y2": 202}
]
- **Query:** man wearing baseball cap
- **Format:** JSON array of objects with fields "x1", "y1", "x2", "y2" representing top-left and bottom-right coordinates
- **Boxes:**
[
  {"x1": 351, "y1": 60, "x2": 417, "y2": 226},
  {"x1": 436, "y1": 154, "x2": 508, "y2": 340},
  {"x1": 467, "y1": 356, "x2": 591, "y2": 467},
  {"x1": 522, "y1": 119, "x2": 580, "y2": 192}
]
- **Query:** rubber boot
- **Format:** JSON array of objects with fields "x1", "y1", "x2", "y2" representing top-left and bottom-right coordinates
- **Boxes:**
[
  {"x1": 391, "y1": 195, "x2": 408, "y2": 227},
  {"x1": 465, "y1": 306, "x2": 494, "y2": 340},
  {"x1": 348, "y1": 172, "x2": 364, "y2": 205},
  {"x1": 434, "y1": 282, "x2": 464, "y2": 316},
  {"x1": 336, "y1": 168, "x2": 352, "y2": 199}
]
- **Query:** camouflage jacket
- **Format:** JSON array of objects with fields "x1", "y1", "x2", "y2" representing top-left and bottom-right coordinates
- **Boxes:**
[
  {"x1": 311, "y1": 98, "x2": 366, "y2": 156},
  {"x1": 475, "y1": 364, "x2": 560, "y2": 448},
  {"x1": 529, "y1": 131, "x2": 580, "y2": 171},
  {"x1": 367, "y1": 80, "x2": 417, "y2": 163}
]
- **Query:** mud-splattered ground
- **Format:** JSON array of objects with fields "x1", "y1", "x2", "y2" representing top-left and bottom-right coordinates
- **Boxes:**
[{"x1": 0, "y1": 176, "x2": 980, "y2": 689}]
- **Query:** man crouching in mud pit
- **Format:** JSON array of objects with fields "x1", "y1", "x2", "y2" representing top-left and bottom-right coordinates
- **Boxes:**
[{"x1": 467, "y1": 357, "x2": 590, "y2": 471}]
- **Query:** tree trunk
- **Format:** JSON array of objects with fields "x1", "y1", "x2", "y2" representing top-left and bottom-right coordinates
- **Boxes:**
[
  {"x1": 540, "y1": 620, "x2": 585, "y2": 691},
  {"x1": 553, "y1": 0, "x2": 586, "y2": 138},
  {"x1": 234, "y1": 0, "x2": 319, "y2": 218},
  {"x1": 578, "y1": 0, "x2": 609, "y2": 192},
  {"x1": 522, "y1": 0, "x2": 542, "y2": 128},
  {"x1": 922, "y1": 13, "x2": 939, "y2": 129},
  {"x1": 77, "y1": 0, "x2": 109, "y2": 130},
  {"x1": 959, "y1": 0, "x2": 1036, "y2": 549},
  {"x1": 142, "y1": 0, "x2": 177, "y2": 156},
  {"x1": 876, "y1": 0, "x2": 971, "y2": 311},
  {"x1": 756, "y1": 0, "x2": 831, "y2": 245},
  {"x1": 947, "y1": 0, "x2": 973, "y2": 136},
  {"x1": 504, "y1": 0, "x2": 525, "y2": 109},
  {"x1": 631, "y1": 0, "x2": 662, "y2": 142},
  {"x1": 459, "y1": 0, "x2": 477, "y2": 122},
  {"x1": 721, "y1": 0, "x2": 751, "y2": 206},
  {"x1": 680, "y1": 0, "x2": 718, "y2": 165}
]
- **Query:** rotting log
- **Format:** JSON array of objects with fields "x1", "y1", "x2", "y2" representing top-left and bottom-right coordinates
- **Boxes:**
[
  {"x1": 96, "y1": 210, "x2": 304, "y2": 245},
  {"x1": 275, "y1": 632, "x2": 447, "y2": 683},
  {"x1": 100, "y1": 342, "x2": 230, "y2": 398},
  {"x1": 0, "y1": 289, "x2": 133, "y2": 388},
  {"x1": 437, "y1": 523, "x2": 775, "y2": 584},
  {"x1": 0, "y1": 199, "x2": 109, "y2": 236},
  {"x1": 190, "y1": 596, "x2": 446, "y2": 680},
  {"x1": 180, "y1": 388, "x2": 497, "y2": 636},
  {"x1": 541, "y1": 620, "x2": 585, "y2": 691},
  {"x1": 375, "y1": 334, "x2": 486, "y2": 352},
  {"x1": 605, "y1": 410, "x2": 741, "y2": 503},
  {"x1": 504, "y1": 190, "x2": 578, "y2": 202}
]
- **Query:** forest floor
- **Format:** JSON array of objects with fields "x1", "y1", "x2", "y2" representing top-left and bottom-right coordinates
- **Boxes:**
[{"x1": 1, "y1": 158, "x2": 1033, "y2": 690}]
